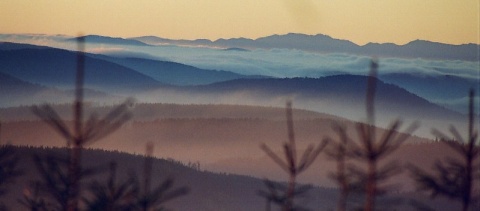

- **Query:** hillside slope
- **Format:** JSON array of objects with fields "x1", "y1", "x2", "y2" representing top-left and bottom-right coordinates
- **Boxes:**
[
  {"x1": 95, "y1": 56, "x2": 258, "y2": 86},
  {"x1": 0, "y1": 44, "x2": 165, "y2": 93},
  {"x1": 0, "y1": 146, "x2": 335, "y2": 210},
  {"x1": 180, "y1": 76, "x2": 464, "y2": 123}
]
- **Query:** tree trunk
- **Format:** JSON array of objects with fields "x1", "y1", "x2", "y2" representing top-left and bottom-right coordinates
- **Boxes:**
[
  {"x1": 364, "y1": 159, "x2": 376, "y2": 211},
  {"x1": 67, "y1": 143, "x2": 82, "y2": 211},
  {"x1": 284, "y1": 174, "x2": 296, "y2": 211}
]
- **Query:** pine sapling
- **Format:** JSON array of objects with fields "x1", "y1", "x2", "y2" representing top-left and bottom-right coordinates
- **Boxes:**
[
  {"x1": 31, "y1": 36, "x2": 133, "y2": 211},
  {"x1": 260, "y1": 101, "x2": 328, "y2": 211},
  {"x1": 348, "y1": 59, "x2": 418, "y2": 211},
  {"x1": 409, "y1": 89, "x2": 478, "y2": 211}
]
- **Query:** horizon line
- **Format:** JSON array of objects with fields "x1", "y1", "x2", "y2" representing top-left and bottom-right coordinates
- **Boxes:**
[{"x1": 2, "y1": 32, "x2": 479, "y2": 46}]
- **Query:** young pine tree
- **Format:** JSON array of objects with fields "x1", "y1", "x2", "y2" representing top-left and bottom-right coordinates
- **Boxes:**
[
  {"x1": 133, "y1": 142, "x2": 189, "y2": 211},
  {"x1": 409, "y1": 89, "x2": 479, "y2": 211},
  {"x1": 260, "y1": 101, "x2": 327, "y2": 211},
  {"x1": 324, "y1": 123, "x2": 353, "y2": 211},
  {"x1": 31, "y1": 36, "x2": 133, "y2": 211},
  {"x1": 346, "y1": 59, "x2": 418, "y2": 211}
]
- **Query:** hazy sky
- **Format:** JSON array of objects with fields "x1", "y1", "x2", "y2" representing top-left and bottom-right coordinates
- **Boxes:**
[{"x1": 1, "y1": 0, "x2": 479, "y2": 45}]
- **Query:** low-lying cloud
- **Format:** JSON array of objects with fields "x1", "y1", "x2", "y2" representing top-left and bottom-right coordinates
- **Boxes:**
[
  {"x1": 135, "y1": 44, "x2": 479, "y2": 80},
  {"x1": 2, "y1": 34, "x2": 478, "y2": 80}
]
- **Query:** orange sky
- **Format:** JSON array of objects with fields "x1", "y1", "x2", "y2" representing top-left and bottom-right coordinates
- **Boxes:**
[{"x1": 1, "y1": 0, "x2": 479, "y2": 45}]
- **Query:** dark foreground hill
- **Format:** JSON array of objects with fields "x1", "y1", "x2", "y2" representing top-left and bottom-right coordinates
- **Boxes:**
[
  {"x1": 0, "y1": 103, "x2": 467, "y2": 210},
  {"x1": 0, "y1": 146, "x2": 458, "y2": 210}
]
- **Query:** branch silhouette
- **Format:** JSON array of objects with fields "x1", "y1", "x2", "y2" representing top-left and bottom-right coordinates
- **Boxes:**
[
  {"x1": 409, "y1": 89, "x2": 478, "y2": 211},
  {"x1": 327, "y1": 59, "x2": 418, "y2": 211},
  {"x1": 360, "y1": 60, "x2": 418, "y2": 211},
  {"x1": 324, "y1": 123, "x2": 353, "y2": 211},
  {"x1": 30, "y1": 36, "x2": 133, "y2": 211},
  {"x1": 133, "y1": 142, "x2": 189, "y2": 211},
  {"x1": 260, "y1": 101, "x2": 327, "y2": 211},
  {"x1": 83, "y1": 162, "x2": 137, "y2": 211},
  {"x1": 0, "y1": 110, "x2": 23, "y2": 210},
  {"x1": 18, "y1": 181, "x2": 49, "y2": 211}
]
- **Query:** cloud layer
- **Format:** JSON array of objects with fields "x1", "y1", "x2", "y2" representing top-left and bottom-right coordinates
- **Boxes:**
[
  {"x1": 132, "y1": 44, "x2": 480, "y2": 80},
  {"x1": 2, "y1": 34, "x2": 478, "y2": 80}
]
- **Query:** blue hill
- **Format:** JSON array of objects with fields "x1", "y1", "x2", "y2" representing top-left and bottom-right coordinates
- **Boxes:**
[
  {"x1": 0, "y1": 43, "x2": 164, "y2": 93},
  {"x1": 189, "y1": 75, "x2": 463, "y2": 121},
  {"x1": 94, "y1": 55, "x2": 264, "y2": 86},
  {"x1": 67, "y1": 35, "x2": 150, "y2": 46}
]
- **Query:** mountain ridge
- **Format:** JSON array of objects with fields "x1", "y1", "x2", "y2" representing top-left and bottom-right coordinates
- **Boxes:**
[
  {"x1": 0, "y1": 42, "x2": 266, "y2": 88},
  {"x1": 93, "y1": 55, "x2": 265, "y2": 86},
  {"x1": 131, "y1": 33, "x2": 479, "y2": 61},
  {"x1": 0, "y1": 47, "x2": 165, "y2": 93},
  {"x1": 179, "y1": 75, "x2": 464, "y2": 123},
  {"x1": 0, "y1": 71, "x2": 116, "y2": 107},
  {"x1": 66, "y1": 35, "x2": 150, "y2": 46}
]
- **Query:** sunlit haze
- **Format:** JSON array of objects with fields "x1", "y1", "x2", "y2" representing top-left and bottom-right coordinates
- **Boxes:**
[{"x1": 1, "y1": 0, "x2": 479, "y2": 45}]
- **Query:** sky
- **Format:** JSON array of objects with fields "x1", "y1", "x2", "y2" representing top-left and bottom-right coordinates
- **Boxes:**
[{"x1": 0, "y1": 0, "x2": 479, "y2": 45}]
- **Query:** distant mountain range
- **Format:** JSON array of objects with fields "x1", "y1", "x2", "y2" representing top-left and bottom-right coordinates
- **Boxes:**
[
  {"x1": 2, "y1": 33, "x2": 478, "y2": 61},
  {"x1": 65, "y1": 35, "x2": 151, "y2": 46},
  {"x1": 130, "y1": 33, "x2": 479, "y2": 61}
]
